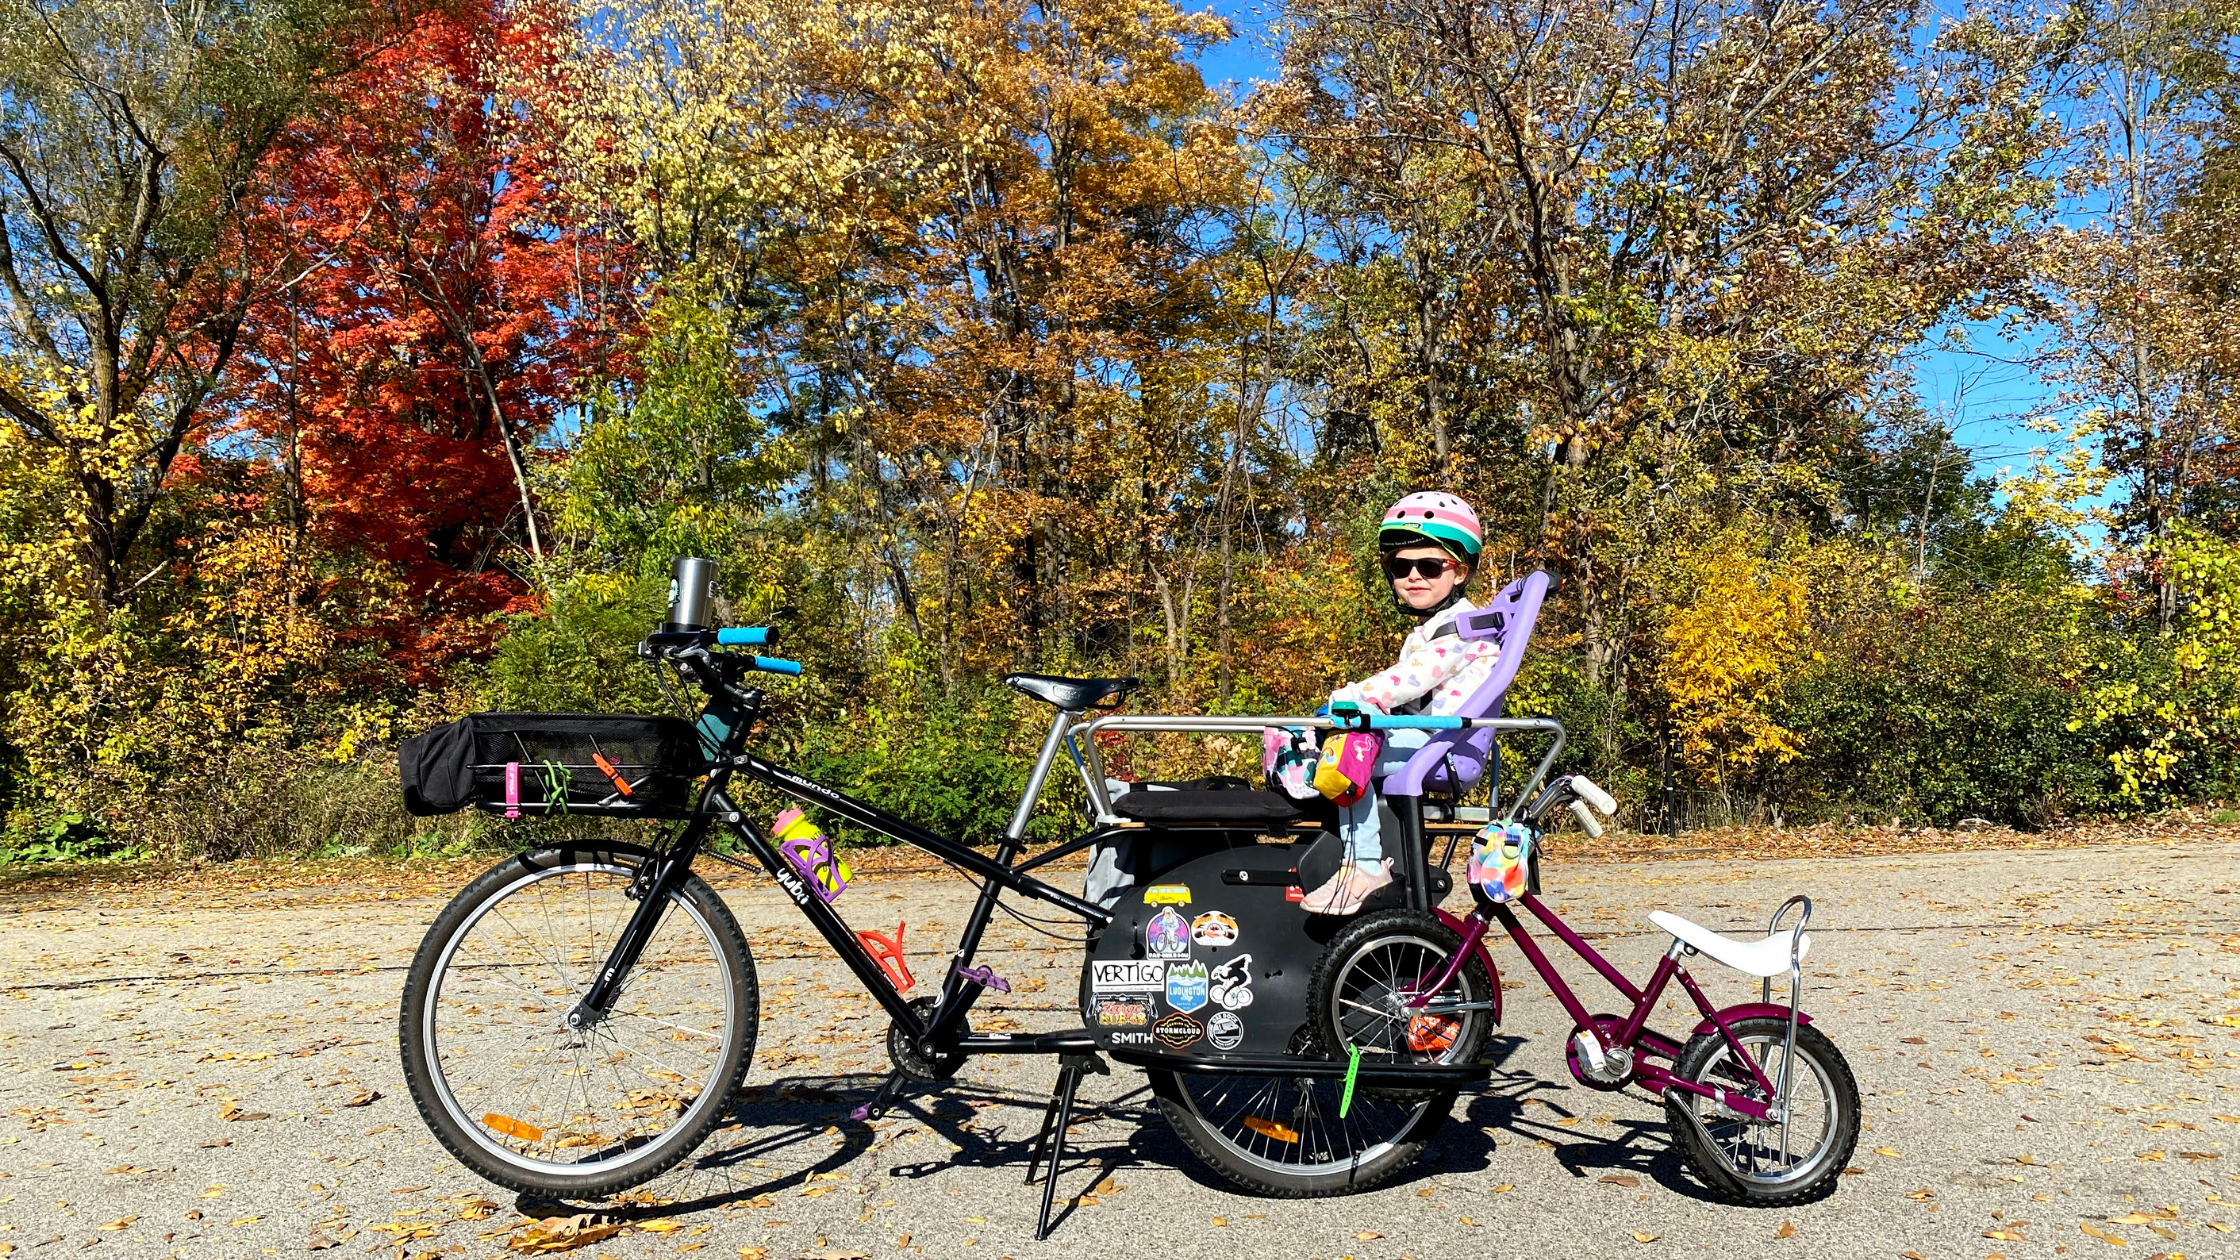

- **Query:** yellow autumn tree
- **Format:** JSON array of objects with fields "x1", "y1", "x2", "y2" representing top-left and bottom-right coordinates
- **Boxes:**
[{"x1": 1654, "y1": 530, "x2": 1811, "y2": 790}]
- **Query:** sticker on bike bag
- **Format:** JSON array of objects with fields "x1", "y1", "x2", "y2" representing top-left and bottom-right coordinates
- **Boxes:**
[
  {"x1": 1143, "y1": 884, "x2": 1192, "y2": 905},
  {"x1": 1153, "y1": 1012, "x2": 1202, "y2": 1049},
  {"x1": 1206, "y1": 1010, "x2": 1244, "y2": 1050},
  {"x1": 1468, "y1": 821, "x2": 1534, "y2": 904},
  {"x1": 1164, "y1": 960, "x2": 1210, "y2": 1013},
  {"x1": 1145, "y1": 908, "x2": 1192, "y2": 959},
  {"x1": 1190, "y1": 911, "x2": 1238, "y2": 947},
  {"x1": 1091, "y1": 959, "x2": 1166, "y2": 991},
  {"x1": 1108, "y1": 1030, "x2": 1154, "y2": 1047},
  {"x1": 1208, "y1": 954, "x2": 1254, "y2": 1010},
  {"x1": 1089, "y1": 997, "x2": 1150, "y2": 1027},
  {"x1": 1284, "y1": 884, "x2": 1305, "y2": 903}
]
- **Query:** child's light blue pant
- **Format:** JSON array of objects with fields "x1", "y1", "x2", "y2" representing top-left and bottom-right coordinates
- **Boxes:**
[{"x1": 1338, "y1": 727, "x2": 1432, "y2": 865}]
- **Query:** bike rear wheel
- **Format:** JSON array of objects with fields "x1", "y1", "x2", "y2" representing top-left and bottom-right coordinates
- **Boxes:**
[
  {"x1": 399, "y1": 843, "x2": 757, "y2": 1197},
  {"x1": 1148, "y1": 1028, "x2": 1452, "y2": 1197}
]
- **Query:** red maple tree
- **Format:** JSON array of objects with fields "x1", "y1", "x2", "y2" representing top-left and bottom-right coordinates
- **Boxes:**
[{"x1": 227, "y1": 0, "x2": 629, "y2": 679}]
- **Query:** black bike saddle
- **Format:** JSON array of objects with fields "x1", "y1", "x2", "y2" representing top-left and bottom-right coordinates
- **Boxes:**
[{"x1": 1002, "y1": 673, "x2": 1142, "y2": 710}]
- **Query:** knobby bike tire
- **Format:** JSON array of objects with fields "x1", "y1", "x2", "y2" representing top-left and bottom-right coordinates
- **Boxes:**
[{"x1": 398, "y1": 843, "x2": 758, "y2": 1198}]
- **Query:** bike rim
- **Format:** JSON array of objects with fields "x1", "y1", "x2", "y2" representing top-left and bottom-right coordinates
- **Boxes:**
[
  {"x1": 1330, "y1": 932, "x2": 1483, "y2": 1064},
  {"x1": 1686, "y1": 1034, "x2": 1838, "y2": 1185},
  {"x1": 1170, "y1": 1071, "x2": 1435, "y2": 1177},
  {"x1": 419, "y1": 861, "x2": 737, "y2": 1179}
]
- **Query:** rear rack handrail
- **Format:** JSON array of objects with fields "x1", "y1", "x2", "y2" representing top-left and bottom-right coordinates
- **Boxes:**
[{"x1": 1070, "y1": 712, "x2": 1567, "y2": 825}]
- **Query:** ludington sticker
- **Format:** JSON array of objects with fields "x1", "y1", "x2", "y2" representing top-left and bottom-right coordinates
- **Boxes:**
[
  {"x1": 1143, "y1": 884, "x2": 1192, "y2": 905},
  {"x1": 1190, "y1": 911, "x2": 1238, "y2": 947},
  {"x1": 1153, "y1": 1012, "x2": 1202, "y2": 1049},
  {"x1": 1164, "y1": 960, "x2": 1209, "y2": 1013},
  {"x1": 1091, "y1": 959, "x2": 1165, "y2": 992},
  {"x1": 1206, "y1": 1010, "x2": 1244, "y2": 1050},
  {"x1": 1145, "y1": 908, "x2": 1191, "y2": 959}
]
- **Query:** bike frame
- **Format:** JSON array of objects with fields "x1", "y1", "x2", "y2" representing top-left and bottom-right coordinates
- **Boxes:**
[
  {"x1": 569, "y1": 682, "x2": 1132, "y2": 1061},
  {"x1": 1417, "y1": 895, "x2": 1788, "y2": 1122}
]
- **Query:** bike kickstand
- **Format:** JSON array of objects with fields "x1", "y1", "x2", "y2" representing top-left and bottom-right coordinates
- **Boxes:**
[
  {"x1": 1028, "y1": 1052, "x2": 1106, "y2": 1241},
  {"x1": 850, "y1": 1069, "x2": 909, "y2": 1123}
]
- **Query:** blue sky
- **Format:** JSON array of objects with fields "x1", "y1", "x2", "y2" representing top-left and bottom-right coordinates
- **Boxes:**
[{"x1": 1185, "y1": 1, "x2": 2060, "y2": 492}]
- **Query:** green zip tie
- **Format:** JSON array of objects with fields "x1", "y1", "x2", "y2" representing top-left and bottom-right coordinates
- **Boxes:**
[
  {"x1": 538, "y1": 760, "x2": 571, "y2": 816},
  {"x1": 1339, "y1": 1042, "x2": 1361, "y2": 1118}
]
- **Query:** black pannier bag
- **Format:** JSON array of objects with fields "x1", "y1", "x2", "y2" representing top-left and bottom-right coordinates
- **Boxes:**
[{"x1": 399, "y1": 713, "x2": 706, "y2": 819}]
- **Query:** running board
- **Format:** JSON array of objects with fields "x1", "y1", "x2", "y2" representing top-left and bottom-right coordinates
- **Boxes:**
[
  {"x1": 1108, "y1": 1049, "x2": 1490, "y2": 1083},
  {"x1": 953, "y1": 1030, "x2": 1100, "y2": 1055}
]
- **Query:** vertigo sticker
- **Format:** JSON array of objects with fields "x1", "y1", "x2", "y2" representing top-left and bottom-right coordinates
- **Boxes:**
[{"x1": 1090, "y1": 959, "x2": 1166, "y2": 992}]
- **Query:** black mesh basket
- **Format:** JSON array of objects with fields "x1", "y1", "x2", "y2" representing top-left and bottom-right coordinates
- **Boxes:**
[{"x1": 400, "y1": 712, "x2": 708, "y2": 819}]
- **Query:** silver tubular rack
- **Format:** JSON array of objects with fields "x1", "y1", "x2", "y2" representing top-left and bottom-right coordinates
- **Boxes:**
[
  {"x1": 1764, "y1": 895, "x2": 1813, "y2": 1136},
  {"x1": 1067, "y1": 713, "x2": 1569, "y2": 825}
]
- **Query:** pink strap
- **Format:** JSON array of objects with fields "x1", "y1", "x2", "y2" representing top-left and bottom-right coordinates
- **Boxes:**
[{"x1": 504, "y1": 761, "x2": 521, "y2": 819}]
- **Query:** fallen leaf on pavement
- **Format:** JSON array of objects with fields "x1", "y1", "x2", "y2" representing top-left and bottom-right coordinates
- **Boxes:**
[
  {"x1": 737, "y1": 1249, "x2": 768, "y2": 1260},
  {"x1": 1600, "y1": 1175, "x2": 1640, "y2": 1188},
  {"x1": 2137, "y1": 1150, "x2": 2166, "y2": 1162},
  {"x1": 1356, "y1": 1231, "x2": 1383, "y2": 1240},
  {"x1": 2079, "y1": 1221, "x2": 2128, "y2": 1246},
  {"x1": 1985, "y1": 1228, "x2": 2026, "y2": 1241},
  {"x1": 343, "y1": 1090, "x2": 380, "y2": 1107},
  {"x1": 1875, "y1": 1147, "x2": 1900, "y2": 1157},
  {"x1": 1631, "y1": 1232, "x2": 1659, "y2": 1243},
  {"x1": 96, "y1": 1217, "x2": 136, "y2": 1231},
  {"x1": 1774, "y1": 1220, "x2": 1795, "y2": 1239},
  {"x1": 797, "y1": 1250, "x2": 867, "y2": 1260},
  {"x1": 638, "y1": 1221, "x2": 682, "y2": 1234},
  {"x1": 507, "y1": 1213, "x2": 625, "y2": 1253},
  {"x1": 2179, "y1": 1151, "x2": 2220, "y2": 1162}
]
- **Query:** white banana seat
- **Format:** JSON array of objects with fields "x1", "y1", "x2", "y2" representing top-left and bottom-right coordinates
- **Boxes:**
[{"x1": 1649, "y1": 910, "x2": 1810, "y2": 979}]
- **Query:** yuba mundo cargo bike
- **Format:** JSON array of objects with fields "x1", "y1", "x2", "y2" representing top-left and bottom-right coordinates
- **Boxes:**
[{"x1": 394, "y1": 558, "x2": 1860, "y2": 1235}]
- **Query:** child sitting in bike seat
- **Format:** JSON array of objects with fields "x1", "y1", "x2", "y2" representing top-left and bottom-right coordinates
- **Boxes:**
[{"x1": 1299, "y1": 492, "x2": 1499, "y2": 915}]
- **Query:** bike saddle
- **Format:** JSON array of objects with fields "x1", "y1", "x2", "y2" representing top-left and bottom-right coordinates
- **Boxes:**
[
  {"x1": 1001, "y1": 673, "x2": 1141, "y2": 710},
  {"x1": 1648, "y1": 911, "x2": 1811, "y2": 978}
]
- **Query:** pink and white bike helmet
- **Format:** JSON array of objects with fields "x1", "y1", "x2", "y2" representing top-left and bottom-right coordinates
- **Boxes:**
[{"x1": 1380, "y1": 491, "x2": 1482, "y2": 563}]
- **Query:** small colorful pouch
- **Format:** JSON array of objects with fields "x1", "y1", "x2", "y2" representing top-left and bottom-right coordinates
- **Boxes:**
[
  {"x1": 1263, "y1": 726, "x2": 1321, "y2": 800},
  {"x1": 1312, "y1": 731, "x2": 1381, "y2": 805},
  {"x1": 1468, "y1": 821, "x2": 1534, "y2": 903}
]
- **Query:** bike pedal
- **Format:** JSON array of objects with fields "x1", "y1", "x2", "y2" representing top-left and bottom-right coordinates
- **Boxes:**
[{"x1": 956, "y1": 964, "x2": 1011, "y2": 994}]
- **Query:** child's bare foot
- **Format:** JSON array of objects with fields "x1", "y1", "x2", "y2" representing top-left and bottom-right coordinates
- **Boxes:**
[{"x1": 1299, "y1": 859, "x2": 1393, "y2": 915}]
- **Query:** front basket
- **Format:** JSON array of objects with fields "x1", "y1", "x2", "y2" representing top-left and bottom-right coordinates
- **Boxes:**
[{"x1": 399, "y1": 712, "x2": 707, "y2": 819}]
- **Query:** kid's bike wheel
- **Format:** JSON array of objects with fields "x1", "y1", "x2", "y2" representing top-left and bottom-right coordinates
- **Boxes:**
[
  {"x1": 1148, "y1": 1028, "x2": 1453, "y2": 1197},
  {"x1": 1666, "y1": 1015, "x2": 1859, "y2": 1206},
  {"x1": 1309, "y1": 909, "x2": 1495, "y2": 1097},
  {"x1": 399, "y1": 843, "x2": 758, "y2": 1198}
]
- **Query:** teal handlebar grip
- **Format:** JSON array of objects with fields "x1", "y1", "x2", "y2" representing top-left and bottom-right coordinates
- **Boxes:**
[
  {"x1": 716, "y1": 627, "x2": 774, "y2": 646},
  {"x1": 752, "y1": 656, "x2": 803, "y2": 676}
]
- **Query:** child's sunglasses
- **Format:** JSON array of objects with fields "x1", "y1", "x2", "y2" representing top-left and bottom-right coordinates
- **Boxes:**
[{"x1": 1384, "y1": 555, "x2": 1458, "y2": 580}]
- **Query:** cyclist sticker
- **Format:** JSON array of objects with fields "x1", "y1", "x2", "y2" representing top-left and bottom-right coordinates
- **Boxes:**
[
  {"x1": 1143, "y1": 884, "x2": 1192, "y2": 905},
  {"x1": 1091, "y1": 959, "x2": 1165, "y2": 992},
  {"x1": 1209, "y1": 954, "x2": 1255, "y2": 1010},
  {"x1": 1153, "y1": 1012, "x2": 1202, "y2": 1049},
  {"x1": 1206, "y1": 1010, "x2": 1244, "y2": 1050},
  {"x1": 1190, "y1": 911, "x2": 1238, "y2": 947},
  {"x1": 1090, "y1": 997, "x2": 1150, "y2": 1027},
  {"x1": 1165, "y1": 960, "x2": 1210, "y2": 1013},
  {"x1": 1145, "y1": 908, "x2": 1191, "y2": 959}
]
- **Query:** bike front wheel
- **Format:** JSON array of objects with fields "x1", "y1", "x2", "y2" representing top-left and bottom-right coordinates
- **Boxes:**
[
  {"x1": 1666, "y1": 1015, "x2": 1859, "y2": 1206},
  {"x1": 398, "y1": 843, "x2": 758, "y2": 1197}
]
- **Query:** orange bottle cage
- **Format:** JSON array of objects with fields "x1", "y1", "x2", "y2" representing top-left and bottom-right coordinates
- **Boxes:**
[{"x1": 855, "y1": 922, "x2": 913, "y2": 993}]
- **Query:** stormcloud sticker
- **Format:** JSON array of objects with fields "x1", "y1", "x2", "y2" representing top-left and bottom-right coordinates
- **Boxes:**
[
  {"x1": 1165, "y1": 960, "x2": 1209, "y2": 1013},
  {"x1": 1090, "y1": 959, "x2": 1166, "y2": 992},
  {"x1": 1153, "y1": 1012, "x2": 1202, "y2": 1049}
]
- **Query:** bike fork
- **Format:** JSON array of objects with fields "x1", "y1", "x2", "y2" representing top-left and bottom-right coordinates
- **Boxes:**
[{"x1": 566, "y1": 819, "x2": 712, "y2": 1029}]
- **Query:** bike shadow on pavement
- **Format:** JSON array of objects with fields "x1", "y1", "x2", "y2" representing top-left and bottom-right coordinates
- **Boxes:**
[
  {"x1": 568, "y1": 1070, "x2": 1170, "y2": 1224},
  {"x1": 1455, "y1": 1033, "x2": 1712, "y2": 1202}
]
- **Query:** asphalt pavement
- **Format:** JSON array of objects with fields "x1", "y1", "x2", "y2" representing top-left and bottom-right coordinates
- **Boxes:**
[{"x1": 3, "y1": 838, "x2": 2237, "y2": 1259}]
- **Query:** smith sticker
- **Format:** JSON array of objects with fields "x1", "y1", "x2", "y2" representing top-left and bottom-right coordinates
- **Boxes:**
[
  {"x1": 1143, "y1": 884, "x2": 1193, "y2": 905},
  {"x1": 1090, "y1": 959, "x2": 1166, "y2": 992},
  {"x1": 1153, "y1": 1012, "x2": 1203, "y2": 1049},
  {"x1": 1090, "y1": 997, "x2": 1150, "y2": 1027}
]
